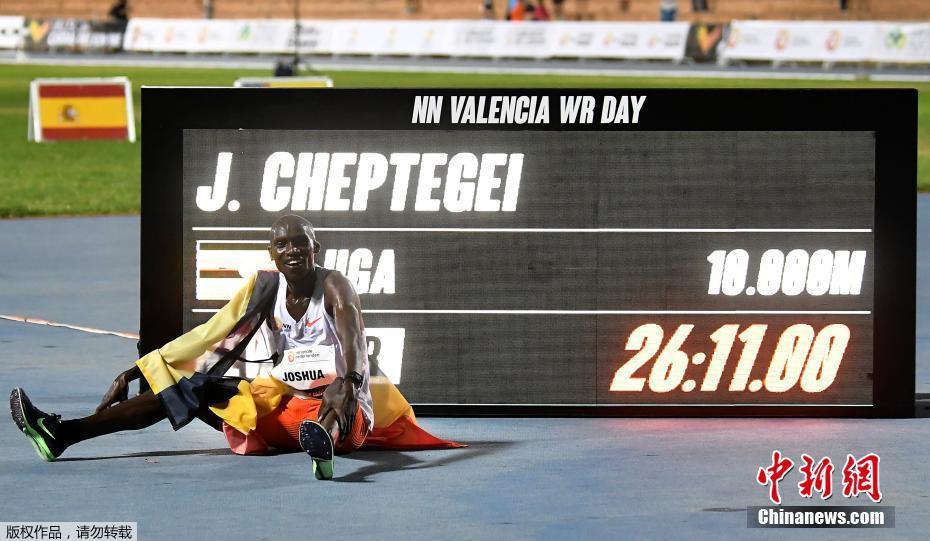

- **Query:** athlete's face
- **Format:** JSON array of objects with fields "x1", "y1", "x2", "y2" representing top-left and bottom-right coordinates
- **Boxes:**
[{"x1": 268, "y1": 220, "x2": 318, "y2": 282}]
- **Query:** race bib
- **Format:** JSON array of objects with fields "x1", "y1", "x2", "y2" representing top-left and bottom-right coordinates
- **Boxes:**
[{"x1": 270, "y1": 345, "x2": 337, "y2": 391}]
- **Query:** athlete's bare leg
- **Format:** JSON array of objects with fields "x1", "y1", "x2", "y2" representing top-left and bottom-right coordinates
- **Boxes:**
[
  {"x1": 58, "y1": 391, "x2": 166, "y2": 446},
  {"x1": 11, "y1": 387, "x2": 166, "y2": 461}
]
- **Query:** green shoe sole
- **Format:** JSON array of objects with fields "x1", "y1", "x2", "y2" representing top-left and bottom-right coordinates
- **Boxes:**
[
  {"x1": 300, "y1": 420, "x2": 335, "y2": 480},
  {"x1": 312, "y1": 458, "x2": 334, "y2": 480}
]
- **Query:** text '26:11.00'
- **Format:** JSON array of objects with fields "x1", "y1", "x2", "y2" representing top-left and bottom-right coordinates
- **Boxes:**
[{"x1": 610, "y1": 323, "x2": 850, "y2": 394}]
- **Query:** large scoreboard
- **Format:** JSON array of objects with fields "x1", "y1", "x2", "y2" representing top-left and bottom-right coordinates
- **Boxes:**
[{"x1": 141, "y1": 89, "x2": 915, "y2": 417}]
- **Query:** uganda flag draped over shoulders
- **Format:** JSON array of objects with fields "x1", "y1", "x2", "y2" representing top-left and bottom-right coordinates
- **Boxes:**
[{"x1": 135, "y1": 271, "x2": 464, "y2": 452}]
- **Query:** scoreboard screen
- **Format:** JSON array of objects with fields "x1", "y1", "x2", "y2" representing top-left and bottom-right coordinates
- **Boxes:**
[{"x1": 142, "y1": 89, "x2": 916, "y2": 417}]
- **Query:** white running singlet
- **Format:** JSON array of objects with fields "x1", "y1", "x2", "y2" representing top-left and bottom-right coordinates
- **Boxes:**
[{"x1": 232, "y1": 267, "x2": 374, "y2": 430}]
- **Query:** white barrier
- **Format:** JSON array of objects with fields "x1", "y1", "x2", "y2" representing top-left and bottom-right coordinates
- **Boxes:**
[
  {"x1": 125, "y1": 18, "x2": 230, "y2": 53},
  {"x1": 44, "y1": 19, "x2": 125, "y2": 51},
  {"x1": 722, "y1": 20, "x2": 930, "y2": 65},
  {"x1": 124, "y1": 18, "x2": 690, "y2": 61},
  {"x1": 550, "y1": 21, "x2": 689, "y2": 60},
  {"x1": 871, "y1": 23, "x2": 930, "y2": 64},
  {"x1": 329, "y1": 20, "x2": 456, "y2": 56},
  {"x1": 721, "y1": 21, "x2": 875, "y2": 64},
  {"x1": 0, "y1": 16, "x2": 24, "y2": 49},
  {"x1": 121, "y1": 17, "x2": 930, "y2": 65}
]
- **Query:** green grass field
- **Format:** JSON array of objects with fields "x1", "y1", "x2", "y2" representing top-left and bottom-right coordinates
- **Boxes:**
[{"x1": 0, "y1": 63, "x2": 927, "y2": 217}]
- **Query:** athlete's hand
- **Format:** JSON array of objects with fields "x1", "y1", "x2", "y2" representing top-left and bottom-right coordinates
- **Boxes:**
[
  {"x1": 95, "y1": 365, "x2": 142, "y2": 413},
  {"x1": 319, "y1": 377, "x2": 358, "y2": 443}
]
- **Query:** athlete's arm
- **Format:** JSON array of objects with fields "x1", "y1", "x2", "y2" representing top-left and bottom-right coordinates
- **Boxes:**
[
  {"x1": 95, "y1": 365, "x2": 142, "y2": 413},
  {"x1": 104, "y1": 273, "x2": 259, "y2": 414},
  {"x1": 318, "y1": 271, "x2": 366, "y2": 441}
]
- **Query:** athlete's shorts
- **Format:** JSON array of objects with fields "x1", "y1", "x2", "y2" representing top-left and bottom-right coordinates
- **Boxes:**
[{"x1": 223, "y1": 395, "x2": 369, "y2": 455}]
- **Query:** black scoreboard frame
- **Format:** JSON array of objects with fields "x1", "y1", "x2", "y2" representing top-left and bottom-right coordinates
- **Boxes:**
[{"x1": 140, "y1": 88, "x2": 916, "y2": 418}]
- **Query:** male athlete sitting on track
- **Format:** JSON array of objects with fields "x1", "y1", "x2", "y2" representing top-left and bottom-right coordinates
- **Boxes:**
[{"x1": 10, "y1": 215, "x2": 460, "y2": 479}]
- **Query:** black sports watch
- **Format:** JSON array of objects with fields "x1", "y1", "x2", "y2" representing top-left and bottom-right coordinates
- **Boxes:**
[{"x1": 345, "y1": 371, "x2": 364, "y2": 390}]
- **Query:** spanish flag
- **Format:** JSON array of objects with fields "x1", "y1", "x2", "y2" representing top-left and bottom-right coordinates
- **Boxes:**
[{"x1": 29, "y1": 78, "x2": 135, "y2": 142}]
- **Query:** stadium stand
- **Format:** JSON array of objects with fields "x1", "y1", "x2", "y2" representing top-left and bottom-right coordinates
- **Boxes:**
[{"x1": 5, "y1": 0, "x2": 930, "y2": 21}]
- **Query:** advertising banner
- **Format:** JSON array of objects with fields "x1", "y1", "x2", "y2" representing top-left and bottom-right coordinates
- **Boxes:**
[
  {"x1": 871, "y1": 23, "x2": 930, "y2": 64},
  {"x1": 123, "y1": 18, "x2": 229, "y2": 53},
  {"x1": 329, "y1": 20, "x2": 454, "y2": 56},
  {"x1": 550, "y1": 21, "x2": 689, "y2": 60},
  {"x1": 25, "y1": 19, "x2": 126, "y2": 52},
  {"x1": 124, "y1": 18, "x2": 690, "y2": 61},
  {"x1": 0, "y1": 16, "x2": 24, "y2": 49},
  {"x1": 721, "y1": 21, "x2": 875, "y2": 63},
  {"x1": 492, "y1": 22, "x2": 553, "y2": 58},
  {"x1": 24, "y1": 18, "x2": 125, "y2": 52},
  {"x1": 121, "y1": 17, "x2": 930, "y2": 65},
  {"x1": 284, "y1": 21, "x2": 333, "y2": 55},
  {"x1": 124, "y1": 18, "x2": 332, "y2": 54},
  {"x1": 685, "y1": 22, "x2": 727, "y2": 62},
  {"x1": 447, "y1": 21, "x2": 497, "y2": 57}
]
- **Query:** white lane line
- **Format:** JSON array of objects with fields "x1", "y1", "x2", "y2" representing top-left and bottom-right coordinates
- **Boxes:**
[{"x1": 0, "y1": 314, "x2": 139, "y2": 340}]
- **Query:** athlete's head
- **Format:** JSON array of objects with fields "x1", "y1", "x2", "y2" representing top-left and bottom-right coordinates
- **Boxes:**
[{"x1": 268, "y1": 214, "x2": 320, "y2": 281}]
